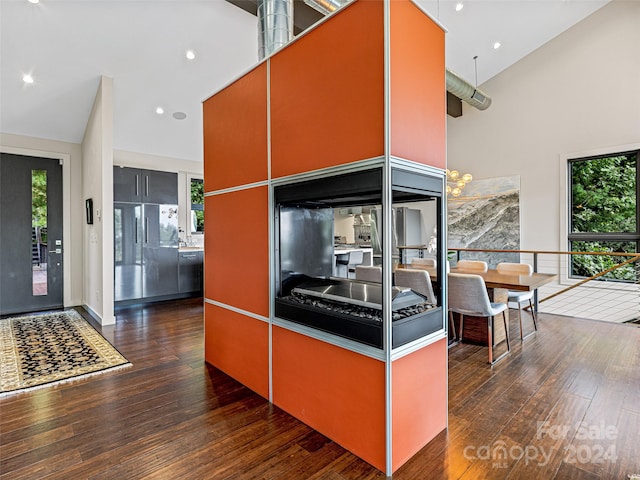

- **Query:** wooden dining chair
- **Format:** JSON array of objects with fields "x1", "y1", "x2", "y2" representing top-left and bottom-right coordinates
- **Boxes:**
[
  {"x1": 456, "y1": 259, "x2": 488, "y2": 272},
  {"x1": 448, "y1": 272, "x2": 510, "y2": 365},
  {"x1": 496, "y1": 262, "x2": 538, "y2": 340}
]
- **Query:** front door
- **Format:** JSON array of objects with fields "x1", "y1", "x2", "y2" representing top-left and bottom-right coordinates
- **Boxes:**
[{"x1": 0, "y1": 153, "x2": 64, "y2": 315}]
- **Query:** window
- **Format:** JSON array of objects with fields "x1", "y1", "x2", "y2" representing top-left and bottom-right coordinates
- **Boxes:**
[
  {"x1": 569, "y1": 150, "x2": 639, "y2": 281},
  {"x1": 190, "y1": 178, "x2": 204, "y2": 233}
]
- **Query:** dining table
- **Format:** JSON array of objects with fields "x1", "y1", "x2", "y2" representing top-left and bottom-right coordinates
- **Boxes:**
[{"x1": 396, "y1": 264, "x2": 557, "y2": 345}]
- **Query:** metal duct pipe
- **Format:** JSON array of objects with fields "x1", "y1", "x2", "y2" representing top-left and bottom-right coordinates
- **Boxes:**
[
  {"x1": 304, "y1": 0, "x2": 350, "y2": 15},
  {"x1": 258, "y1": 0, "x2": 294, "y2": 60},
  {"x1": 446, "y1": 69, "x2": 492, "y2": 111}
]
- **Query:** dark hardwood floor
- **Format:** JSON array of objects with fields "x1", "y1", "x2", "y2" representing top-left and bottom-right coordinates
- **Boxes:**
[{"x1": 1, "y1": 298, "x2": 639, "y2": 479}]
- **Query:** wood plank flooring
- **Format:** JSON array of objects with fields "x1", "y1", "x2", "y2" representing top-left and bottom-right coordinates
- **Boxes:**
[{"x1": 1, "y1": 298, "x2": 639, "y2": 479}]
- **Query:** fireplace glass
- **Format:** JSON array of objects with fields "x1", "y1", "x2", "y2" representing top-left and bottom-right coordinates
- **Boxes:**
[{"x1": 274, "y1": 167, "x2": 444, "y2": 349}]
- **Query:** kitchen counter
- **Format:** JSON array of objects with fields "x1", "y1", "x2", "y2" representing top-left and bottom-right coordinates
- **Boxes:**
[
  {"x1": 179, "y1": 246, "x2": 204, "y2": 252},
  {"x1": 333, "y1": 247, "x2": 373, "y2": 257}
]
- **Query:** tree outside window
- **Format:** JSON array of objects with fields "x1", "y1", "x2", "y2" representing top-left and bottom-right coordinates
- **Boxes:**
[
  {"x1": 191, "y1": 179, "x2": 204, "y2": 233},
  {"x1": 569, "y1": 151, "x2": 639, "y2": 281}
]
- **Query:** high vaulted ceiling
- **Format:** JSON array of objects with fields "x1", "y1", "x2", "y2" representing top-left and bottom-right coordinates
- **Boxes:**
[{"x1": 0, "y1": 0, "x2": 610, "y2": 163}]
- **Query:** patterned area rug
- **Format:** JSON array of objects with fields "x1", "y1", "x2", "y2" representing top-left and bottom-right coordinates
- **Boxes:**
[{"x1": 0, "y1": 310, "x2": 130, "y2": 396}]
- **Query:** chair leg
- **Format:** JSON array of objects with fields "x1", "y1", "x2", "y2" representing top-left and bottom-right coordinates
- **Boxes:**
[
  {"x1": 520, "y1": 299, "x2": 538, "y2": 341},
  {"x1": 459, "y1": 314, "x2": 465, "y2": 342},
  {"x1": 448, "y1": 310, "x2": 458, "y2": 343},
  {"x1": 529, "y1": 298, "x2": 538, "y2": 329},
  {"x1": 503, "y1": 310, "x2": 510, "y2": 352},
  {"x1": 517, "y1": 303, "x2": 524, "y2": 341},
  {"x1": 488, "y1": 312, "x2": 511, "y2": 366},
  {"x1": 487, "y1": 316, "x2": 493, "y2": 364}
]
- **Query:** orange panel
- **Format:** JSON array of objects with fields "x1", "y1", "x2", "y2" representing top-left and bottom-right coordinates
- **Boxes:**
[
  {"x1": 389, "y1": 0, "x2": 446, "y2": 168},
  {"x1": 204, "y1": 186, "x2": 269, "y2": 317},
  {"x1": 272, "y1": 326, "x2": 386, "y2": 471},
  {"x1": 392, "y1": 338, "x2": 447, "y2": 471},
  {"x1": 270, "y1": 0, "x2": 385, "y2": 178},
  {"x1": 203, "y1": 63, "x2": 268, "y2": 192},
  {"x1": 204, "y1": 303, "x2": 269, "y2": 398}
]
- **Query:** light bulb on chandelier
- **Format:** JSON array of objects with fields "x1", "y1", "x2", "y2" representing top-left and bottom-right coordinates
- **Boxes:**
[{"x1": 446, "y1": 169, "x2": 472, "y2": 197}]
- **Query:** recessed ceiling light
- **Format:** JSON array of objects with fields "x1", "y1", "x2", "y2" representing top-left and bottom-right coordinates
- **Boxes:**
[
  {"x1": 172, "y1": 112, "x2": 187, "y2": 120},
  {"x1": 185, "y1": 50, "x2": 195, "y2": 60},
  {"x1": 493, "y1": 42, "x2": 502, "y2": 50},
  {"x1": 27, "y1": 0, "x2": 40, "y2": 4},
  {"x1": 455, "y1": 3, "x2": 464, "y2": 12},
  {"x1": 22, "y1": 74, "x2": 34, "y2": 84},
  {"x1": 155, "y1": 107, "x2": 164, "y2": 115}
]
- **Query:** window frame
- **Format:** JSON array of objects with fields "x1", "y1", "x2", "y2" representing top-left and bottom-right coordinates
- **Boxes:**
[{"x1": 567, "y1": 149, "x2": 640, "y2": 280}]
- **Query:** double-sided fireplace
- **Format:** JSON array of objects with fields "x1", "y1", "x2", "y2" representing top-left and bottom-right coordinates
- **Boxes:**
[{"x1": 274, "y1": 166, "x2": 445, "y2": 349}]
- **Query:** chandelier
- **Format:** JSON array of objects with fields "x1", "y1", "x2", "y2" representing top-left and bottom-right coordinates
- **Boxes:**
[{"x1": 446, "y1": 169, "x2": 472, "y2": 197}]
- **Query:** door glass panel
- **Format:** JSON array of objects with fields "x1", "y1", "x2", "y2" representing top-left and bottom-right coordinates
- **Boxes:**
[
  {"x1": 32, "y1": 169, "x2": 47, "y2": 296},
  {"x1": 114, "y1": 208, "x2": 123, "y2": 263}
]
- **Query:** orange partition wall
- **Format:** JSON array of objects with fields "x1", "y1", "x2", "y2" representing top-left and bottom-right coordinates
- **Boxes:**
[
  {"x1": 203, "y1": 63, "x2": 268, "y2": 192},
  {"x1": 391, "y1": 338, "x2": 448, "y2": 470},
  {"x1": 269, "y1": 0, "x2": 385, "y2": 179},
  {"x1": 389, "y1": 0, "x2": 446, "y2": 169},
  {"x1": 202, "y1": 0, "x2": 448, "y2": 474},
  {"x1": 204, "y1": 186, "x2": 269, "y2": 318},
  {"x1": 272, "y1": 326, "x2": 387, "y2": 471},
  {"x1": 204, "y1": 303, "x2": 269, "y2": 398}
]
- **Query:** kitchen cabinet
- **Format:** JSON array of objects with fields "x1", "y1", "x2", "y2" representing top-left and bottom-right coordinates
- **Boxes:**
[
  {"x1": 114, "y1": 203, "x2": 180, "y2": 301},
  {"x1": 142, "y1": 204, "x2": 179, "y2": 297},
  {"x1": 114, "y1": 167, "x2": 180, "y2": 303},
  {"x1": 114, "y1": 167, "x2": 178, "y2": 204},
  {"x1": 179, "y1": 250, "x2": 203, "y2": 294}
]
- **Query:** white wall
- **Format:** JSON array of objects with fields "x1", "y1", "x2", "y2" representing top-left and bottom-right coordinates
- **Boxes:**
[
  {"x1": 447, "y1": 1, "x2": 640, "y2": 256},
  {"x1": 82, "y1": 76, "x2": 115, "y2": 324},
  {"x1": 0, "y1": 133, "x2": 84, "y2": 308}
]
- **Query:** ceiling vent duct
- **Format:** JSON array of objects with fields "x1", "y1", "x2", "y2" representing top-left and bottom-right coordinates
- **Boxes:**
[
  {"x1": 253, "y1": 0, "x2": 490, "y2": 113},
  {"x1": 258, "y1": 0, "x2": 294, "y2": 59},
  {"x1": 304, "y1": 0, "x2": 349, "y2": 15},
  {"x1": 446, "y1": 68, "x2": 492, "y2": 111}
]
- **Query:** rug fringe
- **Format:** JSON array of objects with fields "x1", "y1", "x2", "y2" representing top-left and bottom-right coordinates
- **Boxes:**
[{"x1": 0, "y1": 362, "x2": 132, "y2": 398}]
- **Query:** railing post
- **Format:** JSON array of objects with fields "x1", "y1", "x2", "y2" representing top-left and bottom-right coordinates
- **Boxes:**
[{"x1": 533, "y1": 252, "x2": 539, "y2": 312}]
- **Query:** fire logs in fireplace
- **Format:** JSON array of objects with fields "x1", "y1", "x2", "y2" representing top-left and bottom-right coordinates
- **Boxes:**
[{"x1": 275, "y1": 278, "x2": 441, "y2": 348}]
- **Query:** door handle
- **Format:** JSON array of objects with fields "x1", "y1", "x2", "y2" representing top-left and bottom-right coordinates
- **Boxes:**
[
  {"x1": 49, "y1": 248, "x2": 62, "y2": 254},
  {"x1": 135, "y1": 174, "x2": 139, "y2": 197},
  {"x1": 145, "y1": 217, "x2": 148, "y2": 243},
  {"x1": 135, "y1": 219, "x2": 138, "y2": 243},
  {"x1": 145, "y1": 176, "x2": 149, "y2": 197}
]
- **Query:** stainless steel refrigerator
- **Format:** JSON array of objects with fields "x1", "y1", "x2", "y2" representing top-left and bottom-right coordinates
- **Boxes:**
[{"x1": 114, "y1": 202, "x2": 179, "y2": 301}]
